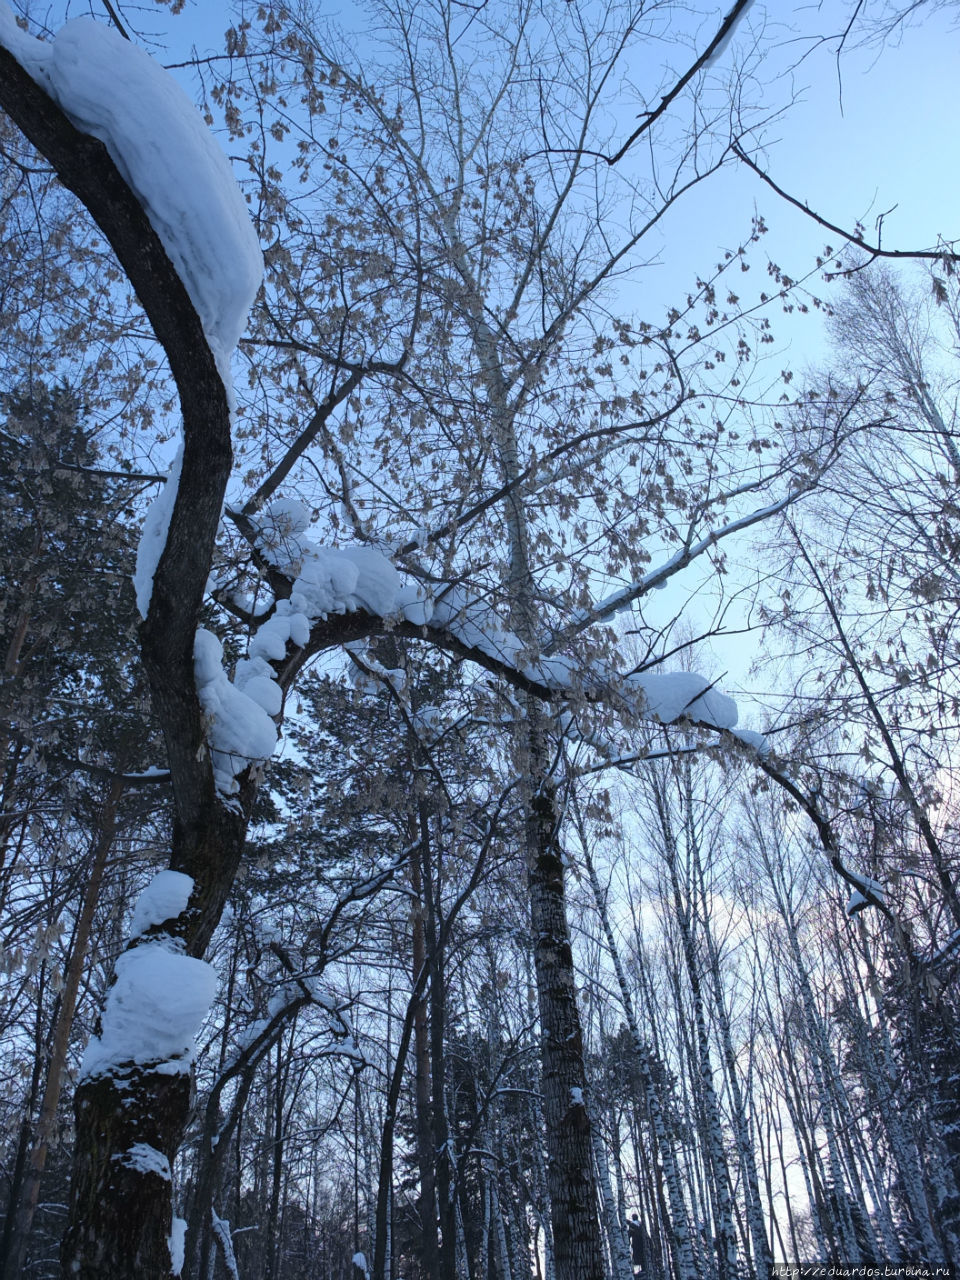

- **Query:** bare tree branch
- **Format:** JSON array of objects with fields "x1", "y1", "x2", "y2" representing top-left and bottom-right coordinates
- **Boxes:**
[
  {"x1": 733, "y1": 141, "x2": 959, "y2": 264},
  {"x1": 606, "y1": 0, "x2": 756, "y2": 166}
]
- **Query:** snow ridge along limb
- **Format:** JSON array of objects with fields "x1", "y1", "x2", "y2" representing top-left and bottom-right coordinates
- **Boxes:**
[{"x1": 0, "y1": 10, "x2": 262, "y2": 367}]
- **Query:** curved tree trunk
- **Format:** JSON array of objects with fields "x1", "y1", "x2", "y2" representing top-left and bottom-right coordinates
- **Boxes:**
[{"x1": 0, "y1": 45, "x2": 248, "y2": 1280}]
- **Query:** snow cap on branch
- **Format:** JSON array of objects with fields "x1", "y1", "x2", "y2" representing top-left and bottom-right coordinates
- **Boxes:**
[
  {"x1": 133, "y1": 445, "x2": 183, "y2": 620},
  {"x1": 627, "y1": 670, "x2": 738, "y2": 729},
  {"x1": 0, "y1": 8, "x2": 263, "y2": 365},
  {"x1": 195, "y1": 628, "x2": 279, "y2": 797}
]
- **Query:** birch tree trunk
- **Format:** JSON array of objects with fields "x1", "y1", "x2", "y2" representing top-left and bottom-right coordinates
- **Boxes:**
[
  {"x1": 587, "y1": 1089, "x2": 634, "y2": 1280},
  {"x1": 684, "y1": 785, "x2": 772, "y2": 1279},
  {"x1": 650, "y1": 776, "x2": 740, "y2": 1280},
  {"x1": 574, "y1": 809, "x2": 698, "y2": 1280}
]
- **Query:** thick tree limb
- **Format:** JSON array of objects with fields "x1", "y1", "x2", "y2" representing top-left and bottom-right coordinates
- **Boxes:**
[
  {"x1": 0, "y1": 45, "x2": 244, "y2": 950},
  {"x1": 0, "y1": 45, "x2": 222, "y2": 799}
]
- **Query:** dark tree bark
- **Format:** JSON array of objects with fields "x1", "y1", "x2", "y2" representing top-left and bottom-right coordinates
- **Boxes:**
[
  {"x1": 527, "y1": 753, "x2": 605, "y2": 1280},
  {"x1": 0, "y1": 45, "x2": 246, "y2": 1280}
]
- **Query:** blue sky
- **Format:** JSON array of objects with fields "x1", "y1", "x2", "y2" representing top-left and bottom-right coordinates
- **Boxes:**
[
  {"x1": 639, "y1": 3, "x2": 959, "y2": 359},
  {"x1": 155, "y1": 0, "x2": 957, "y2": 348}
]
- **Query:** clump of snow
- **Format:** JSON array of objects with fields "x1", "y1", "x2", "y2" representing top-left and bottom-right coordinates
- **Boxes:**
[
  {"x1": 195, "y1": 629, "x2": 279, "y2": 796},
  {"x1": 730, "y1": 727, "x2": 770, "y2": 756},
  {"x1": 627, "y1": 670, "x2": 738, "y2": 730},
  {"x1": 80, "y1": 942, "x2": 217, "y2": 1079},
  {"x1": 251, "y1": 501, "x2": 401, "y2": 618},
  {"x1": 169, "y1": 1216, "x2": 187, "y2": 1276},
  {"x1": 285, "y1": 546, "x2": 399, "y2": 618},
  {"x1": 130, "y1": 871, "x2": 194, "y2": 940},
  {"x1": 338, "y1": 547, "x2": 401, "y2": 615},
  {"x1": 247, "y1": 605, "x2": 310, "y2": 661},
  {"x1": 845, "y1": 868, "x2": 887, "y2": 915},
  {"x1": 847, "y1": 871, "x2": 886, "y2": 903},
  {"x1": 211, "y1": 1212, "x2": 239, "y2": 1279},
  {"x1": 0, "y1": 13, "x2": 263, "y2": 366},
  {"x1": 259, "y1": 498, "x2": 311, "y2": 535},
  {"x1": 346, "y1": 650, "x2": 407, "y2": 698},
  {"x1": 412, "y1": 583, "x2": 744, "y2": 736},
  {"x1": 527, "y1": 653, "x2": 578, "y2": 690},
  {"x1": 250, "y1": 500, "x2": 313, "y2": 574},
  {"x1": 431, "y1": 587, "x2": 523, "y2": 666},
  {"x1": 0, "y1": 5, "x2": 51, "y2": 81},
  {"x1": 233, "y1": 659, "x2": 284, "y2": 717},
  {"x1": 396, "y1": 582, "x2": 434, "y2": 626},
  {"x1": 569, "y1": 1086, "x2": 585, "y2": 1107},
  {"x1": 230, "y1": 589, "x2": 275, "y2": 618},
  {"x1": 412, "y1": 705, "x2": 444, "y2": 741},
  {"x1": 116, "y1": 1142, "x2": 171, "y2": 1180},
  {"x1": 353, "y1": 1253, "x2": 370, "y2": 1279},
  {"x1": 134, "y1": 445, "x2": 183, "y2": 619}
]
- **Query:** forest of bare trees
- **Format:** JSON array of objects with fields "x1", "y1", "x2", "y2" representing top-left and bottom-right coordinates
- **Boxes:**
[{"x1": 1, "y1": 1, "x2": 959, "y2": 1278}]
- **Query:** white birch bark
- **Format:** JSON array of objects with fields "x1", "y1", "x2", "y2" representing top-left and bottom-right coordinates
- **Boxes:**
[{"x1": 576, "y1": 815, "x2": 698, "y2": 1280}]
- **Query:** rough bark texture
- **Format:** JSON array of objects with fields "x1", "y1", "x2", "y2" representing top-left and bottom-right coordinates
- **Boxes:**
[
  {"x1": 0, "y1": 46, "x2": 243, "y2": 1280},
  {"x1": 64, "y1": 1069, "x2": 193, "y2": 1279},
  {"x1": 529, "y1": 769, "x2": 606, "y2": 1280}
]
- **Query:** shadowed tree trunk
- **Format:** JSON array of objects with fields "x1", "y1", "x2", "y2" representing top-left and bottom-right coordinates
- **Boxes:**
[
  {"x1": 0, "y1": 44, "x2": 250, "y2": 1279},
  {"x1": 1, "y1": 779, "x2": 123, "y2": 1280}
]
